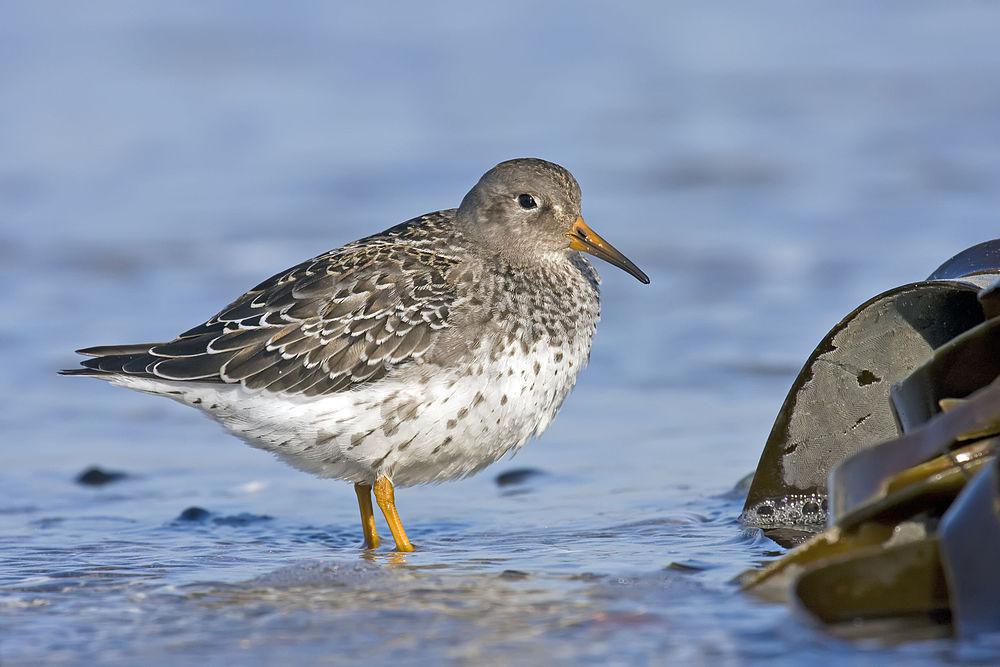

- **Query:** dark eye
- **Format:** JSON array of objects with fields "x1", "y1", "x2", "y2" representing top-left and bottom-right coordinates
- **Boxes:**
[{"x1": 517, "y1": 194, "x2": 537, "y2": 209}]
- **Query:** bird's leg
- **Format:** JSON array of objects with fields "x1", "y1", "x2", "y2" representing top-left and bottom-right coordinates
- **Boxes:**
[
  {"x1": 373, "y1": 476, "x2": 414, "y2": 552},
  {"x1": 354, "y1": 482, "x2": 380, "y2": 549}
]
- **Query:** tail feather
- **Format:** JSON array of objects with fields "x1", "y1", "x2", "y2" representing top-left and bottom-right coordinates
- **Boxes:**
[
  {"x1": 61, "y1": 343, "x2": 165, "y2": 377},
  {"x1": 76, "y1": 343, "x2": 162, "y2": 357},
  {"x1": 59, "y1": 368, "x2": 108, "y2": 376}
]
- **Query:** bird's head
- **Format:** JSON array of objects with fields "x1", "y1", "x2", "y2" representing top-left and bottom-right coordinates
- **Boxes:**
[{"x1": 457, "y1": 158, "x2": 649, "y2": 284}]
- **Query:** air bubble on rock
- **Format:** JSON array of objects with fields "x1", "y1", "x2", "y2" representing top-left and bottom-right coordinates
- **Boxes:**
[{"x1": 742, "y1": 493, "x2": 828, "y2": 528}]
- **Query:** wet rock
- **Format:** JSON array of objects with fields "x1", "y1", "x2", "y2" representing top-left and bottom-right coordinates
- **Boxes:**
[
  {"x1": 744, "y1": 248, "x2": 997, "y2": 525},
  {"x1": 761, "y1": 527, "x2": 818, "y2": 549},
  {"x1": 213, "y1": 512, "x2": 273, "y2": 527},
  {"x1": 177, "y1": 506, "x2": 211, "y2": 522},
  {"x1": 174, "y1": 507, "x2": 273, "y2": 526},
  {"x1": 75, "y1": 466, "x2": 128, "y2": 486},
  {"x1": 664, "y1": 560, "x2": 711, "y2": 573},
  {"x1": 498, "y1": 569, "x2": 531, "y2": 581},
  {"x1": 743, "y1": 243, "x2": 1000, "y2": 639},
  {"x1": 495, "y1": 468, "x2": 546, "y2": 487}
]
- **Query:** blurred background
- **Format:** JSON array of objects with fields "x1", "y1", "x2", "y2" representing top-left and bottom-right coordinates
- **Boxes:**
[{"x1": 3, "y1": 2, "x2": 1000, "y2": 665}]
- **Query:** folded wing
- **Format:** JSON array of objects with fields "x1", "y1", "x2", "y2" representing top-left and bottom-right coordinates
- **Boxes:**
[{"x1": 66, "y1": 213, "x2": 461, "y2": 397}]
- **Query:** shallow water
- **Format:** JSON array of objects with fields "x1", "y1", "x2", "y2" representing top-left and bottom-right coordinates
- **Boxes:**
[{"x1": 4, "y1": 2, "x2": 1000, "y2": 664}]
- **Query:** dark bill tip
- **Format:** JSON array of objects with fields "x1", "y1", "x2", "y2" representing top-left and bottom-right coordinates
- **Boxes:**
[{"x1": 568, "y1": 217, "x2": 650, "y2": 285}]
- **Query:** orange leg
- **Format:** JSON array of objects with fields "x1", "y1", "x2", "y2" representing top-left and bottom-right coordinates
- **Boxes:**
[
  {"x1": 354, "y1": 483, "x2": 380, "y2": 549},
  {"x1": 373, "y1": 476, "x2": 414, "y2": 552}
]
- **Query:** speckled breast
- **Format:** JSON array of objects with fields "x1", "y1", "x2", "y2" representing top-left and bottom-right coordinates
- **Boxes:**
[{"x1": 372, "y1": 254, "x2": 602, "y2": 485}]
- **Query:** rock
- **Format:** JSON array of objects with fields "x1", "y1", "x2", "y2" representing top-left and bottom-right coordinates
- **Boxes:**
[
  {"x1": 177, "y1": 506, "x2": 211, "y2": 521},
  {"x1": 75, "y1": 466, "x2": 128, "y2": 486},
  {"x1": 495, "y1": 468, "x2": 546, "y2": 487}
]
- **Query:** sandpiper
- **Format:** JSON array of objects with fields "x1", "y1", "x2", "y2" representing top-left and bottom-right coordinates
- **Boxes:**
[{"x1": 63, "y1": 158, "x2": 649, "y2": 551}]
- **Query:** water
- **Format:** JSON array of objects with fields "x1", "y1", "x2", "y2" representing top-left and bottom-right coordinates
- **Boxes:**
[{"x1": 3, "y1": 2, "x2": 1000, "y2": 664}]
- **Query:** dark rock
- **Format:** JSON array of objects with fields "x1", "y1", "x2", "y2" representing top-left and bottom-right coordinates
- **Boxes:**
[
  {"x1": 177, "y1": 506, "x2": 211, "y2": 521},
  {"x1": 495, "y1": 468, "x2": 546, "y2": 487},
  {"x1": 744, "y1": 281, "x2": 986, "y2": 526},
  {"x1": 664, "y1": 560, "x2": 711, "y2": 573},
  {"x1": 75, "y1": 466, "x2": 128, "y2": 486}
]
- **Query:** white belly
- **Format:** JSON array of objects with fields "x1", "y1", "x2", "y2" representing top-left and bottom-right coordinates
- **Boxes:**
[{"x1": 112, "y1": 338, "x2": 589, "y2": 486}]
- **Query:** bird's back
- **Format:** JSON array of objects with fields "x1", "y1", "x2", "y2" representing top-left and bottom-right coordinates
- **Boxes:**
[{"x1": 63, "y1": 210, "x2": 464, "y2": 396}]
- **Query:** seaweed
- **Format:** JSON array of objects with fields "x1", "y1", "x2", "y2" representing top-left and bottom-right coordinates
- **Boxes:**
[{"x1": 740, "y1": 240, "x2": 1000, "y2": 638}]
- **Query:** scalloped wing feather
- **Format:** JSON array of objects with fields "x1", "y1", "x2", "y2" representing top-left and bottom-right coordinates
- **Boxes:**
[{"x1": 74, "y1": 211, "x2": 462, "y2": 396}]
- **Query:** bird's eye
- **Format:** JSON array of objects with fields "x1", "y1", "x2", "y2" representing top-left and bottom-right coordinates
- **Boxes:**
[{"x1": 517, "y1": 194, "x2": 537, "y2": 210}]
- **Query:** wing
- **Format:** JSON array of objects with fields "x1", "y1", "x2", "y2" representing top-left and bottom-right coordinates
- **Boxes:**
[{"x1": 75, "y1": 212, "x2": 462, "y2": 397}]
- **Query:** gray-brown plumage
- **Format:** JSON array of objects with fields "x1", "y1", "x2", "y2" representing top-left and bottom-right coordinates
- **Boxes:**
[
  {"x1": 70, "y1": 211, "x2": 461, "y2": 397},
  {"x1": 63, "y1": 157, "x2": 648, "y2": 551}
]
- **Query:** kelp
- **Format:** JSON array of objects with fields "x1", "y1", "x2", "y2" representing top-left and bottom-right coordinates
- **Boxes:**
[
  {"x1": 745, "y1": 458, "x2": 1000, "y2": 637},
  {"x1": 793, "y1": 538, "x2": 950, "y2": 626},
  {"x1": 891, "y1": 317, "x2": 1000, "y2": 433},
  {"x1": 740, "y1": 240, "x2": 1000, "y2": 639},
  {"x1": 741, "y1": 282, "x2": 985, "y2": 534},
  {"x1": 830, "y1": 385, "x2": 1000, "y2": 521},
  {"x1": 938, "y1": 460, "x2": 1000, "y2": 637}
]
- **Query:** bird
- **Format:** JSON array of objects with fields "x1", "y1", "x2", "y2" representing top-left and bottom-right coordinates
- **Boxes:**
[{"x1": 62, "y1": 158, "x2": 649, "y2": 552}]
